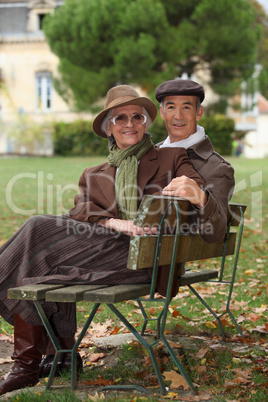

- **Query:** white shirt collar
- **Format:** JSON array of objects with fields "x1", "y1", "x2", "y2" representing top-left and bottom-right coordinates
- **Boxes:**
[{"x1": 159, "y1": 125, "x2": 206, "y2": 149}]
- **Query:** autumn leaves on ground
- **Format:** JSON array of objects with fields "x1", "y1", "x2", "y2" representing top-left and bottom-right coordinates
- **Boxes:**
[{"x1": 0, "y1": 157, "x2": 267, "y2": 401}]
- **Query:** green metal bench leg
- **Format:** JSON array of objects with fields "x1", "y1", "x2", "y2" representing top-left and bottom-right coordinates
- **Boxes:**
[
  {"x1": 34, "y1": 300, "x2": 101, "y2": 390},
  {"x1": 187, "y1": 285, "x2": 227, "y2": 341},
  {"x1": 187, "y1": 206, "x2": 245, "y2": 340},
  {"x1": 34, "y1": 300, "x2": 69, "y2": 389},
  {"x1": 106, "y1": 303, "x2": 167, "y2": 395},
  {"x1": 106, "y1": 302, "x2": 198, "y2": 395},
  {"x1": 162, "y1": 335, "x2": 198, "y2": 395},
  {"x1": 187, "y1": 284, "x2": 245, "y2": 340},
  {"x1": 101, "y1": 385, "x2": 149, "y2": 394},
  {"x1": 227, "y1": 308, "x2": 244, "y2": 338},
  {"x1": 70, "y1": 302, "x2": 101, "y2": 389},
  {"x1": 136, "y1": 300, "x2": 150, "y2": 335},
  {"x1": 136, "y1": 299, "x2": 164, "y2": 339}
]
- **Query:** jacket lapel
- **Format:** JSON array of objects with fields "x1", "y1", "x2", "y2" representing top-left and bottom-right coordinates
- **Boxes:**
[
  {"x1": 138, "y1": 148, "x2": 159, "y2": 196},
  {"x1": 96, "y1": 163, "x2": 118, "y2": 215},
  {"x1": 95, "y1": 148, "x2": 159, "y2": 216}
]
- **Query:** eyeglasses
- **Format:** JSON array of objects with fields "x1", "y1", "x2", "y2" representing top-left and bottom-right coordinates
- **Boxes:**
[{"x1": 110, "y1": 113, "x2": 147, "y2": 127}]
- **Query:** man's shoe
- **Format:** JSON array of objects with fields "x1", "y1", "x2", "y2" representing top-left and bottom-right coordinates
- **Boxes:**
[{"x1": 39, "y1": 353, "x2": 83, "y2": 378}]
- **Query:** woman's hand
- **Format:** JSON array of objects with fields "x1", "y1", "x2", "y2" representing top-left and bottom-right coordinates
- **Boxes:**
[{"x1": 98, "y1": 218, "x2": 158, "y2": 237}]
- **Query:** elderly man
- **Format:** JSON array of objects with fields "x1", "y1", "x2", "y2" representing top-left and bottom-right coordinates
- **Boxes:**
[{"x1": 155, "y1": 79, "x2": 235, "y2": 243}]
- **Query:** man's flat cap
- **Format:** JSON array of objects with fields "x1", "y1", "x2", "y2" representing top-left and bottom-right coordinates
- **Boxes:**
[{"x1": 155, "y1": 79, "x2": 205, "y2": 103}]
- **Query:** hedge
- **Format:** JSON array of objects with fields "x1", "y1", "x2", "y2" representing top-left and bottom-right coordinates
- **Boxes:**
[
  {"x1": 52, "y1": 114, "x2": 234, "y2": 156},
  {"x1": 52, "y1": 120, "x2": 109, "y2": 156},
  {"x1": 199, "y1": 114, "x2": 235, "y2": 156}
]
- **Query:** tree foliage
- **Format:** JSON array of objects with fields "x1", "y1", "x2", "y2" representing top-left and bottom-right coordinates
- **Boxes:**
[
  {"x1": 43, "y1": 0, "x2": 262, "y2": 110},
  {"x1": 252, "y1": 0, "x2": 268, "y2": 99}
]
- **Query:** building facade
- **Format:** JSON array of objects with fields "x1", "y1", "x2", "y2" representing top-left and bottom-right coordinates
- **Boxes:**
[
  {"x1": 228, "y1": 92, "x2": 268, "y2": 158},
  {"x1": 0, "y1": 0, "x2": 91, "y2": 155}
]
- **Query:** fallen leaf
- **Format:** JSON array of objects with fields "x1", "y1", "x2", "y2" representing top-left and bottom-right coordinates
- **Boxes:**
[
  {"x1": 162, "y1": 392, "x2": 179, "y2": 400},
  {"x1": 177, "y1": 391, "x2": 212, "y2": 400},
  {"x1": 248, "y1": 313, "x2": 261, "y2": 322},
  {"x1": 254, "y1": 306, "x2": 267, "y2": 314},
  {"x1": 90, "y1": 353, "x2": 107, "y2": 363},
  {"x1": 196, "y1": 365, "x2": 206, "y2": 374},
  {"x1": 172, "y1": 310, "x2": 180, "y2": 318},
  {"x1": 0, "y1": 334, "x2": 13, "y2": 342},
  {"x1": 87, "y1": 320, "x2": 114, "y2": 337},
  {"x1": 233, "y1": 300, "x2": 249, "y2": 307},
  {"x1": 168, "y1": 341, "x2": 183, "y2": 349},
  {"x1": 0, "y1": 357, "x2": 12, "y2": 364},
  {"x1": 110, "y1": 326, "x2": 120, "y2": 335},
  {"x1": 237, "y1": 316, "x2": 246, "y2": 323},
  {"x1": 148, "y1": 307, "x2": 156, "y2": 315},
  {"x1": 232, "y1": 357, "x2": 241, "y2": 364},
  {"x1": 87, "y1": 391, "x2": 105, "y2": 401},
  {"x1": 208, "y1": 342, "x2": 226, "y2": 351},
  {"x1": 206, "y1": 321, "x2": 217, "y2": 329},
  {"x1": 81, "y1": 377, "x2": 114, "y2": 386},
  {"x1": 233, "y1": 368, "x2": 251, "y2": 380},
  {"x1": 196, "y1": 348, "x2": 209, "y2": 359},
  {"x1": 163, "y1": 370, "x2": 189, "y2": 389},
  {"x1": 132, "y1": 309, "x2": 143, "y2": 315},
  {"x1": 230, "y1": 346, "x2": 250, "y2": 353}
]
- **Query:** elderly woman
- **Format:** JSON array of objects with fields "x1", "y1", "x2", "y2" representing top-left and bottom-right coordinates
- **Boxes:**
[{"x1": 0, "y1": 85, "x2": 204, "y2": 395}]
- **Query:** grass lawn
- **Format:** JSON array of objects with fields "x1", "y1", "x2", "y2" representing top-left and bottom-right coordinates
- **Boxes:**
[
  {"x1": 0, "y1": 155, "x2": 267, "y2": 401},
  {"x1": 0, "y1": 156, "x2": 107, "y2": 241}
]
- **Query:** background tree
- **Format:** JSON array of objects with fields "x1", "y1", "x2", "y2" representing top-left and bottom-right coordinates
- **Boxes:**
[
  {"x1": 44, "y1": 0, "x2": 262, "y2": 111},
  {"x1": 251, "y1": 0, "x2": 268, "y2": 99}
]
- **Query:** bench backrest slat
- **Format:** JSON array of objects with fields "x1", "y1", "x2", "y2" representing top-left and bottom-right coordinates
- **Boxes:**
[
  {"x1": 134, "y1": 195, "x2": 246, "y2": 228},
  {"x1": 127, "y1": 232, "x2": 236, "y2": 270}
]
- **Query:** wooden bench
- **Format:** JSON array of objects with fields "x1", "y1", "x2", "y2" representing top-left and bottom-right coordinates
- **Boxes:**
[{"x1": 8, "y1": 195, "x2": 246, "y2": 395}]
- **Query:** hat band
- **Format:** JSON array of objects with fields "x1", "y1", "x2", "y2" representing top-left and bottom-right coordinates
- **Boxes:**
[{"x1": 106, "y1": 95, "x2": 139, "y2": 109}]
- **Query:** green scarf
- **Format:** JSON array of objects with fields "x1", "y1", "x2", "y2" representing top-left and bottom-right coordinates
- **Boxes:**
[{"x1": 108, "y1": 133, "x2": 154, "y2": 220}]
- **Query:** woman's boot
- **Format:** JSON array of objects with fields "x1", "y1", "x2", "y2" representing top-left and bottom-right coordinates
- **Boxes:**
[
  {"x1": 0, "y1": 314, "x2": 46, "y2": 396},
  {"x1": 39, "y1": 336, "x2": 83, "y2": 378}
]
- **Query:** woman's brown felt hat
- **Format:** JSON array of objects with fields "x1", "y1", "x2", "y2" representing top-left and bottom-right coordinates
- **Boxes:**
[{"x1": 93, "y1": 85, "x2": 158, "y2": 137}]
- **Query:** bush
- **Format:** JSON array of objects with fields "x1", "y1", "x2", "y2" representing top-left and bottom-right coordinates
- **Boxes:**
[
  {"x1": 52, "y1": 120, "x2": 109, "y2": 156},
  {"x1": 149, "y1": 115, "x2": 168, "y2": 144},
  {"x1": 200, "y1": 114, "x2": 235, "y2": 156},
  {"x1": 52, "y1": 114, "x2": 235, "y2": 157}
]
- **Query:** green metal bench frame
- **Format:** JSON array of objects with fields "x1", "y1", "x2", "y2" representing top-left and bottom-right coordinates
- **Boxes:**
[
  {"x1": 186, "y1": 204, "x2": 245, "y2": 341},
  {"x1": 8, "y1": 196, "x2": 246, "y2": 395}
]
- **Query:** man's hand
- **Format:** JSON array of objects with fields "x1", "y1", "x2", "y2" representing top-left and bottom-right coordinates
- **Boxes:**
[
  {"x1": 98, "y1": 218, "x2": 158, "y2": 236},
  {"x1": 162, "y1": 175, "x2": 207, "y2": 209}
]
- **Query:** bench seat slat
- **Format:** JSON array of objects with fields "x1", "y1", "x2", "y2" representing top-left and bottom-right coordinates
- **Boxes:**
[
  {"x1": 83, "y1": 284, "x2": 151, "y2": 303},
  {"x1": 7, "y1": 284, "x2": 64, "y2": 300},
  {"x1": 178, "y1": 269, "x2": 218, "y2": 286},
  {"x1": 45, "y1": 285, "x2": 109, "y2": 303},
  {"x1": 128, "y1": 232, "x2": 236, "y2": 270},
  {"x1": 7, "y1": 271, "x2": 218, "y2": 304}
]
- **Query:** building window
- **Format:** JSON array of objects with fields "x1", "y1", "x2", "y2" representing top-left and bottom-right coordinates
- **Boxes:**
[
  {"x1": 38, "y1": 13, "x2": 47, "y2": 30},
  {"x1": 36, "y1": 73, "x2": 52, "y2": 112}
]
